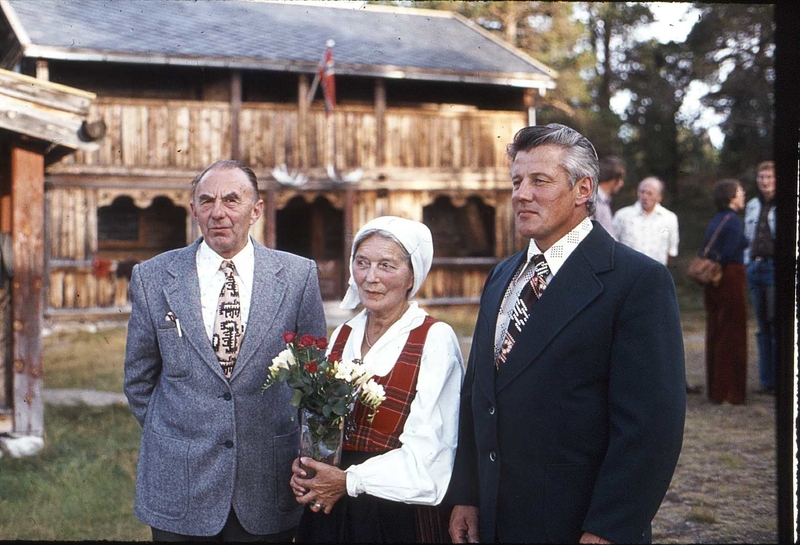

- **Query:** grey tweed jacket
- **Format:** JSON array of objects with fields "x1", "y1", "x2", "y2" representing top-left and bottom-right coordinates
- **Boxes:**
[{"x1": 123, "y1": 237, "x2": 326, "y2": 536}]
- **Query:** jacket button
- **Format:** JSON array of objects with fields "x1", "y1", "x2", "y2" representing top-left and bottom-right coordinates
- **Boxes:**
[
  {"x1": 225, "y1": 440, "x2": 233, "y2": 448},
  {"x1": 488, "y1": 405, "x2": 495, "y2": 415},
  {"x1": 489, "y1": 451, "x2": 497, "y2": 462},
  {"x1": 223, "y1": 392, "x2": 232, "y2": 400}
]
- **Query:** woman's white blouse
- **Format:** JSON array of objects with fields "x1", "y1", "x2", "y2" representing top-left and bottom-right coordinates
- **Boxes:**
[{"x1": 327, "y1": 302, "x2": 464, "y2": 506}]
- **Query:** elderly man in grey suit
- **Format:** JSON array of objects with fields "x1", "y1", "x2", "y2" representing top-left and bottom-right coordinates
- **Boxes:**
[{"x1": 124, "y1": 160, "x2": 326, "y2": 541}]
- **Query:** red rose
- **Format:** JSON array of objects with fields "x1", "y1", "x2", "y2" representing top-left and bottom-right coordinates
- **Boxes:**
[
  {"x1": 304, "y1": 361, "x2": 318, "y2": 374},
  {"x1": 298, "y1": 334, "x2": 315, "y2": 349},
  {"x1": 283, "y1": 331, "x2": 297, "y2": 344},
  {"x1": 315, "y1": 337, "x2": 328, "y2": 350}
]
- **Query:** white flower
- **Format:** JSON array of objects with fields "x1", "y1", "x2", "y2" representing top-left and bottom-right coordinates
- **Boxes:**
[
  {"x1": 360, "y1": 379, "x2": 386, "y2": 409},
  {"x1": 333, "y1": 359, "x2": 366, "y2": 383},
  {"x1": 271, "y1": 348, "x2": 296, "y2": 371}
]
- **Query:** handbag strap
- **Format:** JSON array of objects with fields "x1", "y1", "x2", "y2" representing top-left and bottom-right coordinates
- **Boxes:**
[{"x1": 701, "y1": 213, "x2": 733, "y2": 257}]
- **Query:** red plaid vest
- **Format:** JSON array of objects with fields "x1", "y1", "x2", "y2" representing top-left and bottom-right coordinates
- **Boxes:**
[{"x1": 329, "y1": 315, "x2": 438, "y2": 453}]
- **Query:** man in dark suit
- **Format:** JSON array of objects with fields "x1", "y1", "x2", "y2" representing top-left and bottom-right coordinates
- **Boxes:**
[
  {"x1": 124, "y1": 160, "x2": 326, "y2": 541},
  {"x1": 447, "y1": 125, "x2": 686, "y2": 544}
]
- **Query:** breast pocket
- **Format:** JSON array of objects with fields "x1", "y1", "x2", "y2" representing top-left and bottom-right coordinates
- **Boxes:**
[{"x1": 157, "y1": 326, "x2": 192, "y2": 381}]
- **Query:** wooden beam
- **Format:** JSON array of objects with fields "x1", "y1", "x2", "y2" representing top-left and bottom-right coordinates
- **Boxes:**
[
  {"x1": 298, "y1": 74, "x2": 309, "y2": 169},
  {"x1": 230, "y1": 70, "x2": 242, "y2": 161},
  {"x1": 0, "y1": 68, "x2": 94, "y2": 116},
  {"x1": 375, "y1": 79, "x2": 386, "y2": 167},
  {"x1": 10, "y1": 143, "x2": 45, "y2": 437}
]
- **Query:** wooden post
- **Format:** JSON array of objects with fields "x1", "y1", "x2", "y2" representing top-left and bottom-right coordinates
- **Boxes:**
[
  {"x1": 298, "y1": 74, "x2": 309, "y2": 169},
  {"x1": 230, "y1": 70, "x2": 242, "y2": 161},
  {"x1": 264, "y1": 188, "x2": 276, "y2": 249},
  {"x1": 375, "y1": 79, "x2": 386, "y2": 167},
  {"x1": 10, "y1": 144, "x2": 45, "y2": 437},
  {"x1": 523, "y1": 88, "x2": 536, "y2": 126},
  {"x1": 35, "y1": 60, "x2": 49, "y2": 81},
  {"x1": 343, "y1": 187, "x2": 354, "y2": 291}
]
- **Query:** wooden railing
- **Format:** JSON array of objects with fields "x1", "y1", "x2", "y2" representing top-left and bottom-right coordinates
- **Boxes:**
[
  {"x1": 47, "y1": 260, "x2": 129, "y2": 311},
  {"x1": 65, "y1": 99, "x2": 525, "y2": 171}
]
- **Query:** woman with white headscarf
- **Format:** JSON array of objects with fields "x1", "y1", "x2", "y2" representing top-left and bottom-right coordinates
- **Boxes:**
[{"x1": 290, "y1": 216, "x2": 464, "y2": 543}]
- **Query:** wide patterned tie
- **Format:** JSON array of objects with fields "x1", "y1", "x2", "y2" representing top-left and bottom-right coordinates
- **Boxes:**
[
  {"x1": 495, "y1": 254, "x2": 550, "y2": 369},
  {"x1": 213, "y1": 260, "x2": 243, "y2": 378}
]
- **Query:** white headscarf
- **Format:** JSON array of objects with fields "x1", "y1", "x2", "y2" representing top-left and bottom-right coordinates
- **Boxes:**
[{"x1": 340, "y1": 216, "x2": 434, "y2": 310}]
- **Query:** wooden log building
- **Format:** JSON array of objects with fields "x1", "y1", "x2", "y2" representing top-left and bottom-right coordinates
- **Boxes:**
[
  {"x1": 0, "y1": 67, "x2": 102, "y2": 435},
  {"x1": 0, "y1": 0, "x2": 557, "y2": 322}
]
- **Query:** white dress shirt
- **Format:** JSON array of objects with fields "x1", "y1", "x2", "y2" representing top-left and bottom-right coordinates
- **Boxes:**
[
  {"x1": 195, "y1": 238, "x2": 255, "y2": 340},
  {"x1": 613, "y1": 202, "x2": 679, "y2": 265},
  {"x1": 494, "y1": 218, "x2": 593, "y2": 358},
  {"x1": 327, "y1": 302, "x2": 464, "y2": 506},
  {"x1": 591, "y1": 187, "x2": 617, "y2": 239}
]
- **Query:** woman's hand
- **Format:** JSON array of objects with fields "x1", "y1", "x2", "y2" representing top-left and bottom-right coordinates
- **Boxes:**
[{"x1": 290, "y1": 457, "x2": 347, "y2": 515}]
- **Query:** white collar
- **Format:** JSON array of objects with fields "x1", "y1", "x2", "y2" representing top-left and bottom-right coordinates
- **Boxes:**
[
  {"x1": 526, "y1": 218, "x2": 593, "y2": 277},
  {"x1": 634, "y1": 202, "x2": 664, "y2": 216},
  {"x1": 196, "y1": 237, "x2": 255, "y2": 289}
]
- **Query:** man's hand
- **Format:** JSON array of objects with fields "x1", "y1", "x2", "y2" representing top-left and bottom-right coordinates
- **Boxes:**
[
  {"x1": 449, "y1": 504, "x2": 479, "y2": 543},
  {"x1": 579, "y1": 531, "x2": 613, "y2": 544},
  {"x1": 290, "y1": 457, "x2": 347, "y2": 515}
]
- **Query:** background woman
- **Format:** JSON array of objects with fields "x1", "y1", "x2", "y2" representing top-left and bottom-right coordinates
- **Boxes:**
[
  {"x1": 703, "y1": 179, "x2": 748, "y2": 404},
  {"x1": 291, "y1": 216, "x2": 463, "y2": 543}
]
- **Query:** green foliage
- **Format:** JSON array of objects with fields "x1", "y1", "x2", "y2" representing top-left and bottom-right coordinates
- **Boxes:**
[{"x1": 686, "y1": 4, "x2": 775, "y2": 177}]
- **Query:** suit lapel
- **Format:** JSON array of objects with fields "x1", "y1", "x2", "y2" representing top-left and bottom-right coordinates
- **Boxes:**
[
  {"x1": 474, "y1": 251, "x2": 527, "y2": 402},
  {"x1": 229, "y1": 242, "x2": 286, "y2": 381},
  {"x1": 494, "y1": 225, "x2": 613, "y2": 393},
  {"x1": 164, "y1": 241, "x2": 225, "y2": 378}
]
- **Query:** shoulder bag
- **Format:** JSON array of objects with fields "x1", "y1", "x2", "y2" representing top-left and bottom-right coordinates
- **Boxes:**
[{"x1": 686, "y1": 214, "x2": 732, "y2": 287}]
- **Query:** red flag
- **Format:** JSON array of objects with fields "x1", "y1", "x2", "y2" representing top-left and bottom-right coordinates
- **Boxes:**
[{"x1": 319, "y1": 39, "x2": 336, "y2": 116}]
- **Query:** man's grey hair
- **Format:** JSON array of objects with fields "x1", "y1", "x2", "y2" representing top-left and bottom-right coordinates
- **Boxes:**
[
  {"x1": 507, "y1": 123, "x2": 600, "y2": 216},
  {"x1": 638, "y1": 176, "x2": 665, "y2": 195}
]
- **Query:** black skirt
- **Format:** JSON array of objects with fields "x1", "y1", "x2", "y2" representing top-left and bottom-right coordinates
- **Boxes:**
[{"x1": 295, "y1": 450, "x2": 451, "y2": 544}]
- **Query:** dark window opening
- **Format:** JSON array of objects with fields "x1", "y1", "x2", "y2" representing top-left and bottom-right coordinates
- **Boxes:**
[
  {"x1": 276, "y1": 196, "x2": 344, "y2": 299},
  {"x1": 423, "y1": 196, "x2": 495, "y2": 258},
  {"x1": 98, "y1": 195, "x2": 186, "y2": 261}
]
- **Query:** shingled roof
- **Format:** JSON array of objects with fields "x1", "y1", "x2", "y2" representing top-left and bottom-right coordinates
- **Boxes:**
[{"x1": 0, "y1": 0, "x2": 556, "y2": 90}]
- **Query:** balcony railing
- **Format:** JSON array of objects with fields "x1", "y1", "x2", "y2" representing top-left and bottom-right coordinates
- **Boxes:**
[{"x1": 64, "y1": 99, "x2": 525, "y2": 172}]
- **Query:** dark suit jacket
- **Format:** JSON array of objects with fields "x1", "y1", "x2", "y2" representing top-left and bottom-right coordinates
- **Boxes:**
[
  {"x1": 123, "y1": 237, "x2": 326, "y2": 536},
  {"x1": 447, "y1": 223, "x2": 686, "y2": 544}
]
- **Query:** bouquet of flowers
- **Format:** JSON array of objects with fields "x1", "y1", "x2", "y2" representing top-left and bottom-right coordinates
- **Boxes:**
[{"x1": 263, "y1": 332, "x2": 386, "y2": 467}]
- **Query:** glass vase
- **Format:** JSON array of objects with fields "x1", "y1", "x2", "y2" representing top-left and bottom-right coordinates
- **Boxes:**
[{"x1": 299, "y1": 408, "x2": 344, "y2": 478}]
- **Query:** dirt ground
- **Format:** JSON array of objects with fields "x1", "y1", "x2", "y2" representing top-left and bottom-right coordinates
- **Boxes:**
[{"x1": 651, "y1": 333, "x2": 777, "y2": 544}]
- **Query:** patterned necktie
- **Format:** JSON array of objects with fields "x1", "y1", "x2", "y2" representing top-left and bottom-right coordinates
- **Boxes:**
[
  {"x1": 213, "y1": 260, "x2": 243, "y2": 378},
  {"x1": 496, "y1": 254, "x2": 550, "y2": 369}
]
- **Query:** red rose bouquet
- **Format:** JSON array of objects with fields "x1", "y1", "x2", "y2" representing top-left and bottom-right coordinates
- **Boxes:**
[{"x1": 262, "y1": 331, "x2": 385, "y2": 467}]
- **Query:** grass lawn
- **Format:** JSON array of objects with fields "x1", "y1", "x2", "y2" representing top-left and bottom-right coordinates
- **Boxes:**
[
  {"x1": 0, "y1": 404, "x2": 149, "y2": 541},
  {"x1": 43, "y1": 326, "x2": 128, "y2": 393}
]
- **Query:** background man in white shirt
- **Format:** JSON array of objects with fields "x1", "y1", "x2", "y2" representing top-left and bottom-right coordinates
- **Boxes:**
[{"x1": 613, "y1": 177, "x2": 680, "y2": 267}]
